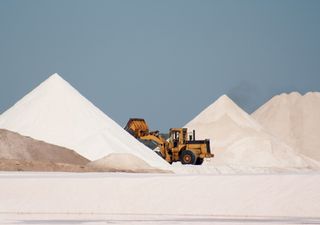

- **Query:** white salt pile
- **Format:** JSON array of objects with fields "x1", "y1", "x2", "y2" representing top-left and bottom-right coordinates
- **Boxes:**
[
  {"x1": 0, "y1": 73, "x2": 169, "y2": 170},
  {"x1": 88, "y1": 153, "x2": 168, "y2": 173},
  {"x1": 253, "y1": 92, "x2": 320, "y2": 161},
  {"x1": 184, "y1": 95, "x2": 319, "y2": 171}
]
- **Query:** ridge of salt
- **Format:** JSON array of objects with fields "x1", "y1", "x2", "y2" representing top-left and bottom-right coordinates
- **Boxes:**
[
  {"x1": 184, "y1": 94, "x2": 319, "y2": 170},
  {"x1": 252, "y1": 91, "x2": 320, "y2": 162}
]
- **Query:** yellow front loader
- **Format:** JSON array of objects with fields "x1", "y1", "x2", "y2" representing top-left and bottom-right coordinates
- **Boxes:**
[{"x1": 125, "y1": 118, "x2": 213, "y2": 165}]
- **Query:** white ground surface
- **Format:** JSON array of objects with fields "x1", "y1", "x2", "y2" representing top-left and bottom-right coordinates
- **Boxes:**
[{"x1": 1, "y1": 172, "x2": 320, "y2": 225}]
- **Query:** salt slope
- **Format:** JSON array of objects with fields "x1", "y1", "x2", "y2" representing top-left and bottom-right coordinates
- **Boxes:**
[
  {"x1": 88, "y1": 153, "x2": 168, "y2": 173},
  {"x1": 252, "y1": 92, "x2": 320, "y2": 161},
  {"x1": 184, "y1": 95, "x2": 318, "y2": 170},
  {"x1": 0, "y1": 74, "x2": 169, "y2": 170}
]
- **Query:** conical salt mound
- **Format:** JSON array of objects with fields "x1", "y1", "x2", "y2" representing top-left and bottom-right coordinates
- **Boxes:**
[
  {"x1": 186, "y1": 95, "x2": 263, "y2": 150},
  {"x1": 252, "y1": 92, "x2": 320, "y2": 161},
  {"x1": 185, "y1": 95, "x2": 319, "y2": 170},
  {"x1": 187, "y1": 95, "x2": 262, "y2": 130},
  {"x1": 0, "y1": 73, "x2": 169, "y2": 170}
]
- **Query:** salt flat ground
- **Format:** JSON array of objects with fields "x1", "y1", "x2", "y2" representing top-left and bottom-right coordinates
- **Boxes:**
[{"x1": 0, "y1": 172, "x2": 320, "y2": 225}]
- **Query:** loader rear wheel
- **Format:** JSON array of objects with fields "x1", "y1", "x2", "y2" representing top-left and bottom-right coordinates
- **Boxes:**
[
  {"x1": 195, "y1": 157, "x2": 204, "y2": 165},
  {"x1": 180, "y1": 150, "x2": 196, "y2": 165}
]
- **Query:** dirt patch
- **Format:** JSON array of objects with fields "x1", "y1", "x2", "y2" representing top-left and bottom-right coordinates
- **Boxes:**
[
  {"x1": 0, "y1": 158, "x2": 170, "y2": 173},
  {"x1": 0, "y1": 158, "x2": 96, "y2": 172},
  {"x1": 0, "y1": 129, "x2": 89, "y2": 165}
]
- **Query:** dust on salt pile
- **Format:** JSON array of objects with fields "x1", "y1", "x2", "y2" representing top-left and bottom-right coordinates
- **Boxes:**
[
  {"x1": 0, "y1": 73, "x2": 169, "y2": 172},
  {"x1": 252, "y1": 92, "x2": 320, "y2": 162},
  {"x1": 181, "y1": 95, "x2": 319, "y2": 173}
]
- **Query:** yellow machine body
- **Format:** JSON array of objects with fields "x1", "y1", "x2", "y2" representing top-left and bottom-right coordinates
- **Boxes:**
[{"x1": 125, "y1": 118, "x2": 213, "y2": 165}]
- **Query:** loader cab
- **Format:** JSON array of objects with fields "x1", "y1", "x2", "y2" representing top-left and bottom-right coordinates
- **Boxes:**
[
  {"x1": 169, "y1": 128, "x2": 188, "y2": 147},
  {"x1": 188, "y1": 130, "x2": 196, "y2": 141}
]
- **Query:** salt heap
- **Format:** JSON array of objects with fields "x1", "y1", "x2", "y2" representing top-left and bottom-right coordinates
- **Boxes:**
[
  {"x1": 0, "y1": 73, "x2": 169, "y2": 170},
  {"x1": 184, "y1": 95, "x2": 318, "y2": 171},
  {"x1": 88, "y1": 153, "x2": 167, "y2": 173},
  {"x1": 253, "y1": 92, "x2": 320, "y2": 161}
]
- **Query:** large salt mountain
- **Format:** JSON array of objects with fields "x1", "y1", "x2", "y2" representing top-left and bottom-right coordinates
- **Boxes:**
[
  {"x1": 253, "y1": 92, "x2": 320, "y2": 161},
  {"x1": 185, "y1": 95, "x2": 319, "y2": 170},
  {"x1": 0, "y1": 74, "x2": 169, "y2": 169}
]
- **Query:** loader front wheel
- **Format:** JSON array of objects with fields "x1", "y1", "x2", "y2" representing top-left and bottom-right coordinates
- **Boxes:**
[{"x1": 180, "y1": 150, "x2": 196, "y2": 165}]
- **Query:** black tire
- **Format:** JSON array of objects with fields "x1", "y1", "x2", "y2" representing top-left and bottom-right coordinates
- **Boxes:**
[
  {"x1": 195, "y1": 157, "x2": 204, "y2": 165},
  {"x1": 180, "y1": 150, "x2": 196, "y2": 165}
]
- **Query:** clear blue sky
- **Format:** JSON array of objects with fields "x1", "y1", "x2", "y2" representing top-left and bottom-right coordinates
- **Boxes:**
[{"x1": 0, "y1": 0, "x2": 319, "y2": 131}]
